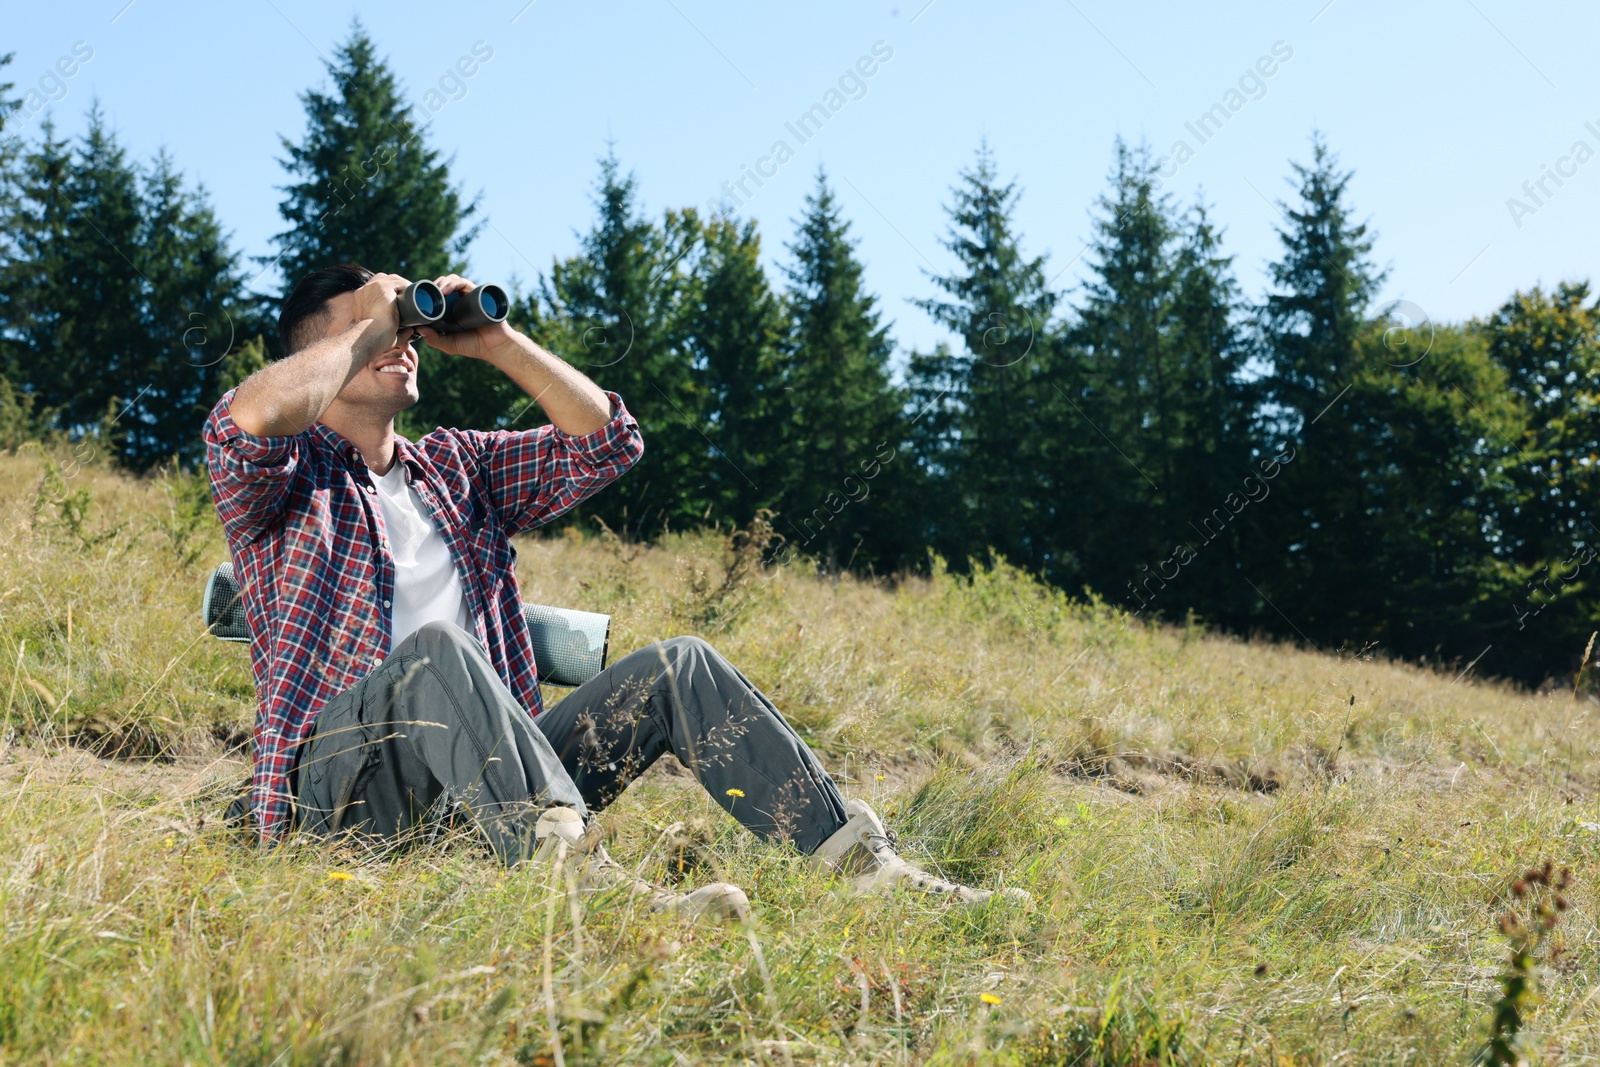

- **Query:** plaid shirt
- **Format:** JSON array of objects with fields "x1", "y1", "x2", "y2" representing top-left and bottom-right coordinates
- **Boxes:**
[{"x1": 204, "y1": 389, "x2": 642, "y2": 840}]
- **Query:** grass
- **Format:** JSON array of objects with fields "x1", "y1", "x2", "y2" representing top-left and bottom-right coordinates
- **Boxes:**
[{"x1": 1, "y1": 443, "x2": 1597, "y2": 1065}]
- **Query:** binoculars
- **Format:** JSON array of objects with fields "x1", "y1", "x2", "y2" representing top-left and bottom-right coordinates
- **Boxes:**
[{"x1": 396, "y1": 280, "x2": 510, "y2": 334}]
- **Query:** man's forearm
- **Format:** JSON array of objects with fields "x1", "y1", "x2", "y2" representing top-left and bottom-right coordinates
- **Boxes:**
[
  {"x1": 231, "y1": 319, "x2": 389, "y2": 437},
  {"x1": 485, "y1": 334, "x2": 614, "y2": 437}
]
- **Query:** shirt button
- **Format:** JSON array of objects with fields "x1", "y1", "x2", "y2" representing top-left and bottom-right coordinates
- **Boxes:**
[
  {"x1": 364, "y1": 484, "x2": 375, "y2": 494},
  {"x1": 383, "y1": 600, "x2": 391, "y2": 608},
  {"x1": 381, "y1": 539, "x2": 390, "y2": 549}
]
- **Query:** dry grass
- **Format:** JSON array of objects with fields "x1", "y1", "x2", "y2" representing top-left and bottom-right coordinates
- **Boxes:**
[{"x1": 1, "y1": 445, "x2": 1598, "y2": 1065}]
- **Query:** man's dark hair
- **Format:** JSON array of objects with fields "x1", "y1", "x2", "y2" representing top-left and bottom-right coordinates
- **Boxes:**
[{"x1": 278, "y1": 263, "x2": 373, "y2": 355}]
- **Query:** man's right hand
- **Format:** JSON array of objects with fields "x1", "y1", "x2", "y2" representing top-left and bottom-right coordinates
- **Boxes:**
[
  {"x1": 230, "y1": 271, "x2": 417, "y2": 439},
  {"x1": 350, "y1": 273, "x2": 412, "y2": 359}
]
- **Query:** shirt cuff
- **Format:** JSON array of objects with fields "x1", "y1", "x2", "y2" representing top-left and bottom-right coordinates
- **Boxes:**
[
  {"x1": 555, "y1": 391, "x2": 642, "y2": 464},
  {"x1": 208, "y1": 389, "x2": 296, "y2": 468}
]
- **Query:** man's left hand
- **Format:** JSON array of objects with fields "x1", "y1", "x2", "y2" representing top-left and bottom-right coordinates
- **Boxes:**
[{"x1": 415, "y1": 274, "x2": 519, "y2": 362}]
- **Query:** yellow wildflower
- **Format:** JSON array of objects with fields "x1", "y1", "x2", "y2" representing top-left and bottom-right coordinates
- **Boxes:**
[
  {"x1": 327, "y1": 871, "x2": 355, "y2": 882},
  {"x1": 979, "y1": 992, "x2": 1002, "y2": 1005},
  {"x1": 725, "y1": 788, "x2": 745, "y2": 798},
  {"x1": 875, "y1": 775, "x2": 886, "y2": 782}
]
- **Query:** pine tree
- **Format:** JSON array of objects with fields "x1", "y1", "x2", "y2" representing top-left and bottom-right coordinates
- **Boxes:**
[
  {"x1": 1055, "y1": 145, "x2": 1254, "y2": 620},
  {"x1": 779, "y1": 171, "x2": 909, "y2": 571},
  {"x1": 0, "y1": 57, "x2": 51, "y2": 458},
  {"x1": 1254, "y1": 134, "x2": 1388, "y2": 639},
  {"x1": 1260, "y1": 135, "x2": 1384, "y2": 424},
  {"x1": 1170, "y1": 206, "x2": 1254, "y2": 454},
  {"x1": 524, "y1": 153, "x2": 705, "y2": 535},
  {"x1": 272, "y1": 22, "x2": 493, "y2": 432},
  {"x1": 0, "y1": 51, "x2": 20, "y2": 224},
  {"x1": 0, "y1": 111, "x2": 143, "y2": 449},
  {"x1": 0, "y1": 112, "x2": 251, "y2": 468},
  {"x1": 910, "y1": 144, "x2": 1056, "y2": 570},
  {"x1": 0, "y1": 51, "x2": 15, "y2": 128},
  {"x1": 685, "y1": 214, "x2": 786, "y2": 527},
  {"x1": 1064, "y1": 141, "x2": 1179, "y2": 600},
  {"x1": 134, "y1": 150, "x2": 250, "y2": 467},
  {"x1": 1152, "y1": 204, "x2": 1260, "y2": 620}
]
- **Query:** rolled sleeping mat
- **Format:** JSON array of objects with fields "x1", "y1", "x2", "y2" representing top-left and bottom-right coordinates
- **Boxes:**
[
  {"x1": 201, "y1": 563, "x2": 611, "y2": 687},
  {"x1": 521, "y1": 602, "x2": 610, "y2": 688},
  {"x1": 202, "y1": 561, "x2": 250, "y2": 643},
  {"x1": 395, "y1": 279, "x2": 446, "y2": 328},
  {"x1": 436, "y1": 283, "x2": 510, "y2": 334}
]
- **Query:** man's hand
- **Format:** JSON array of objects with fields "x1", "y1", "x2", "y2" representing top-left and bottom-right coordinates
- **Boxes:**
[
  {"x1": 418, "y1": 274, "x2": 614, "y2": 437},
  {"x1": 229, "y1": 271, "x2": 417, "y2": 439},
  {"x1": 350, "y1": 272, "x2": 414, "y2": 359},
  {"x1": 415, "y1": 274, "x2": 518, "y2": 362}
]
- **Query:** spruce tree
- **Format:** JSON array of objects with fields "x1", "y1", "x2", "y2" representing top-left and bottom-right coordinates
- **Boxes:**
[
  {"x1": 135, "y1": 150, "x2": 250, "y2": 466},
  {"x1": 1065, "y1": 141, "x2": 1178, "y2": 598},
  {"x1": 0, "y1": 112, "x2": 143, "y2": 450},
  {"x1": 0, "y1": 51, "x2": 40, "y2": 445},
  {"x1": 685, "y1": 214, "x2": 786, "y2": 527},
  {"x1": 272, "y1": 22, "x2": 492, "y2": 432},
  {"x1": 0, "y1": 113, "x2": 250, "y2": 468},
  {"x1": 1055, "y1": 144, "x2": 1254, "y2": 620},
  {"x1": 1163, "y1": 203, "x2": 1256, "y2": 622},
  {"x1": 910, "y1": 144, "x2": 1056, "y2": 570},
  {"x1": 780, "y1": 171, "x2": 908, "y2": 571},
  {"x1": 0, "y1": 52, "x2": 20, "y2": 227},
  {"x1": 525, "y1": 153, "x2": 705, "y2": 535},
  {"x1": 1254, "y1": 134, "x2": 1387, "y2": 639},
  {"x1": 0, "y1": 51, "x2": 15, "y2": 130},
  {"x1": 1261, "y1": 135, "x2": 1383, "y2": 422}
]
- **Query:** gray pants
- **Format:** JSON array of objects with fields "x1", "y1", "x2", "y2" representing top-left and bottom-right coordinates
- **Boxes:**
[{"x1": 296, "y1": 622, "x2": 849, "y2": 864}]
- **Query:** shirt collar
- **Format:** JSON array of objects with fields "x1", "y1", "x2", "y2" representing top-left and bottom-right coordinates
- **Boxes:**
[{"x1": 311, "y1": 422, "x2": 424, "y2": 481}]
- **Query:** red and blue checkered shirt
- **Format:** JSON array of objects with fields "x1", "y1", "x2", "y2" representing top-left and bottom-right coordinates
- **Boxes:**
[{"x1": 204, "y1": 389, "x2": 643, "y2": 840}]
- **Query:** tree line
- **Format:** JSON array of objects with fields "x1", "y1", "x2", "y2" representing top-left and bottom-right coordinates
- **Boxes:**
[{"x1": 2, "y1": 27, "x2": 1597, "y2": 687}]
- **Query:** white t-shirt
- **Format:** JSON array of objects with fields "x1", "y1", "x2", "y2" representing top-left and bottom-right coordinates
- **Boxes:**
[{"x1": 373, "y1": 462, "x2": 473, "y2": 651}]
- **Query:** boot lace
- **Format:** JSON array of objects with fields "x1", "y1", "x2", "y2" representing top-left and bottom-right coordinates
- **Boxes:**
[{"x1": 863, "y1": 827, "x2": 899, "y2": 855}]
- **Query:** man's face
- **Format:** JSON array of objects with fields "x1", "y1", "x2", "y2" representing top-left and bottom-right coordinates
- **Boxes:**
[{"x1": 322, "y1": 290, "x2": 420, "y2": 413}]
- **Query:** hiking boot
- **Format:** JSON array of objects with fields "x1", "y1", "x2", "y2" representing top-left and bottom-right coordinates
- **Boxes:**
[
  {"x1": 534, "y1": 807, "x2": 750, "y2": 923},
  {"x1": 812, "y1": 799, "x2": 1033, "y2": 908}
]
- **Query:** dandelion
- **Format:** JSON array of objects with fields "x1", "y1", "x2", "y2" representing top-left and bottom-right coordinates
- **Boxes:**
[
  {"x1": 725, "y1": 788, "x2": 745, "y2": 798},
  {"x1": 327, "y1": 871, "x2": 355, "y2": 882},
  {"x1": 875, "y1": 775, "x2": 885, "y2": 782},
  {"x1": 979, "y1": 992, "x2": 1002, "y2": 1005},
  {"x1": 162, "y1": 836, "x2": 175, "y2": 849}
]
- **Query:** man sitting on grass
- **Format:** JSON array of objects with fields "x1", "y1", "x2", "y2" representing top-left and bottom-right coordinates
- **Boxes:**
[{"x1": 206, "y1": 264, "x2": 1030, "y2": 921}]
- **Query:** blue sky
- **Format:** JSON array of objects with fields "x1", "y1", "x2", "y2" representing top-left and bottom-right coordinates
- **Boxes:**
[{"x1": 9, "y1": 1, "x2": 1599, "y2": 356}]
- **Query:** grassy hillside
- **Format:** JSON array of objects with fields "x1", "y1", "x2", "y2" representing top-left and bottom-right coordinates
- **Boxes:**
[{"x1": 1, "y1": 446, "x2": 1597, "y2": 1065}]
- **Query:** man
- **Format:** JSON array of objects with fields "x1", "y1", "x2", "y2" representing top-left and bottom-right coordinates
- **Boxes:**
[{"x1": 206, "y1": 264, "x2": 1029, "y2": 921}]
